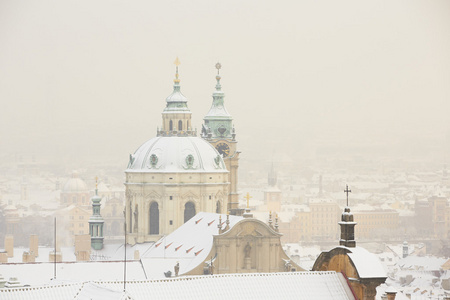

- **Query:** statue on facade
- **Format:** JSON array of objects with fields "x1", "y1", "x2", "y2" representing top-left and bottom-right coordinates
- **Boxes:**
[
  {"x1": 133, "y1": 206, "x2": 139, "y2": 232},
  {"x1": 174, "y1": 262, "x2": 180, "y2": 277},
  {"x1": 244, "y1": 242, "x2": 251, "y2": 258}
]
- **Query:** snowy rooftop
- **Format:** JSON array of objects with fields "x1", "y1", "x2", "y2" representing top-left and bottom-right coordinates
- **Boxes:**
[
  {"x1": 397, "y1": 255, "x2": 447, "y2": 271},
  {"x1": 141, "y1": 212, "x2": 243, "y2": 277},
  {"x1": 336, "y1": 246, "x2": 387, "y2": 279},
  {"x1": 0, "y1": 271, "x2": 356, "y2": 300},
  {"x1": 0, "y1": 260, "x2": 146, "y2": 287}
]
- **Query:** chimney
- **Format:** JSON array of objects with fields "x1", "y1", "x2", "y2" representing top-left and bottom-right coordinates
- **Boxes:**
[
  {"x1": 49, "y1": 251, "x2": 62, "y2": 262},
  {"x1": 0, "y1": 252, "x2": 8, "y2": 263},
  {"x1": 22, "y1": 251, "x2": 35, "y2": 263},
  {"x1": 402, "y1": 241, "x2": 408, "y2": 258},
  {"x1": 75, "y1": 234, "x2": 91, "y2": 262},
  {"x1": 386, "y1": 287, "x2": 397, "y2": 300},
  {"x1": 29, "y1": 234, "x2": 39, "y2": 257},
  {"x1": 4, "y1": 235, "x2": 14, "y2": 258}
]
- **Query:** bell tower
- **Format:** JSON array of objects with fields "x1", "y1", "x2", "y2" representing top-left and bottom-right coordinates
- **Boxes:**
[{"x1": 202, "y1": 63, "x2": 241, "y2": 215}]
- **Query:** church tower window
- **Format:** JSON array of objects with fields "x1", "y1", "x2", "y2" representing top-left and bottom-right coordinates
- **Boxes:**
[
  {"x1": 178, "y1": 120, "x2": 182, "y2": 131},
  {"x1": 149, "y1": 202, "x2": 159, "y2": 234},
  {"x1": 169, "y1": 120, "x2": 173, "y2": 131},
  {"x1": 184, "y1": 201, "x2": 196, "y2": 223},
  {"x1": 216, "y1": 201, "x2": 221, "y2": 213}
]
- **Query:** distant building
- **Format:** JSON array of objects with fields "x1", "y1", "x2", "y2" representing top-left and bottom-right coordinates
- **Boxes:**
[{"x1": 352, "y1": 207, "x2": 399, "y2": 239}]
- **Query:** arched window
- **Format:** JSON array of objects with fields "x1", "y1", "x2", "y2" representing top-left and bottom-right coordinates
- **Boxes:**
[
  {"x1": 187, "y1": 120, "x2": 190, "y2": 130},
  {"x1": 169, "y1": 120, "x2": 173, "y2": 131},
  {"x1": 178, "y1": 120, "x2": 182, "y2": 131},
  {"x1": 216, "y1": 201, "x2": 221, "y2": 213},
  {"x1": 149, "y1": 202, "x2": 159, "y2": 234},
  {"x1": 184, "y1": 201, "x2": 196, "y2": 223}
]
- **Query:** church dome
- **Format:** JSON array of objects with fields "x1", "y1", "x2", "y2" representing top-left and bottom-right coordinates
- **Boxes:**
[
  {"x1": 127, "y1": 136, "x2": 227, "y2": 173},
  {"x1": 62, "y1": 171, "x2": 88, "y2": 193}
]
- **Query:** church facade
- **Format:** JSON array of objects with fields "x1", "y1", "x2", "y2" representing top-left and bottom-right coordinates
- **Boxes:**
[{"x1": 125, "y1": 61, "x2": 237, "y2": 244}]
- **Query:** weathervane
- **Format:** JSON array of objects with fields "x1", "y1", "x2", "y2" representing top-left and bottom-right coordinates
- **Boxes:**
[{"x1": 344, "y1": 185, "x2": 351, "y2": 207}]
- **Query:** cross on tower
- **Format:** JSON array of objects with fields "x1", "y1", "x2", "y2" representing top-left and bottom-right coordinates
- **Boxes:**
[
  {"x1": 244, "y1": 193, "x2": 252, "y2": 209},
  {"x1": 344, "y1": 185, "x2": 351, "y2": 207},
  {"x1": 174, "y1": 57, "x2": 181, "y2": 81}
]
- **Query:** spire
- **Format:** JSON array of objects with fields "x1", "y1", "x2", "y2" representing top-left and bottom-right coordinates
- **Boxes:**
[
  {"x1": 224, "y1": 211, "x2": 230, "y2": 231},
  {"x1": 268, "y1": 162, "x2": 277, "y2": 186},
  {"x1": 174, "y1": 57, "x2": 181, "y2": 84},
  {"x1": 215, "y1": 62, "x2": 222, "y2": 91},
  {"x1": 89, "y1": 177, "x2": 104, "y2": 250},
  {"x1": 338, "y1": 185, "x2": 356, "y2": 247},
  {"x1": 202, "y1": 62, "x2": 234, "y2": 140},
  {"x1": 274, "y1": 214, "x2": 279, "y2": 232}
]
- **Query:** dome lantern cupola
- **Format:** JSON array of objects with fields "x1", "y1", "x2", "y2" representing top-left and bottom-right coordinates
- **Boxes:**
[{"x1": 158, "y1": 58, "x2": 196, "y2": 137}]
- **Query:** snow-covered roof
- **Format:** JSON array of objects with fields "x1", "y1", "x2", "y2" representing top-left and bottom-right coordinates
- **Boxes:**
[
  {"x1": 141, "y1": 212, "x2": 243, "y2": 277},
  {"x1": 0, "y1": 271, "x2": 356, "y2": 300},
  {"x1": 0, "y1": 260, "x2": 146, "y2": 286},
  {"x1": 126, "y1": 137, "x2": 228, "y2": 173},
  {"x1": 338, "y1": 246, "x2": 387, "y2": 279},
  {"x1": 62, "y1": 172, "x2": 88, "y2": 193},
  {"x1": 397, "y1": 255, "x2": 447, "y2": 271}
]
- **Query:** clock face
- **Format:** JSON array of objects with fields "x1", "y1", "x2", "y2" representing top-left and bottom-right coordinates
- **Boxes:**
[{"x1": 216, "y1": 142, "x2": 230, "y2": 158}]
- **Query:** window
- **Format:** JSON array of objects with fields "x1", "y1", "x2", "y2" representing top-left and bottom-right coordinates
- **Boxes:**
[
  {"x1": 169, "y1": 220, "x2": 173, "y2": 225},
  {"x1": 170, "y1": 196, "x2": 173, "y2": 200},
  {"x1": 149, "y1": 202, "x2": 159, "y2": 234},
  {"x1": 184, "y1": 201, "x2": 196, "y2": 223},
  {"x1": 216, "y1": 201, "x2": 221, "y2": 213},
  {"x1": 169, "y1": 120, "x2": 173, "y2": 131},
  {"x1": 178, "y1": 120, "x2": 182, "y2": 131}
]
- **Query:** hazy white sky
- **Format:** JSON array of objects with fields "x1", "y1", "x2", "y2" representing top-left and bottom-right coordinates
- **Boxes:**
[{"x1": 1, "y1": 0, "x2": 449, "y2": 166}]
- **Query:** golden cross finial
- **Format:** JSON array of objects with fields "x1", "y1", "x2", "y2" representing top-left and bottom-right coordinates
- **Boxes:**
[
  {"x1": 95, "y1": 176, "x2": 98, "y2": 189},
  {"x1": 244, "y1": 192, "x2": 252, "y2": 209},
  {"x1": 174, "y1": 57, "x2": 181, "y2": 83}
]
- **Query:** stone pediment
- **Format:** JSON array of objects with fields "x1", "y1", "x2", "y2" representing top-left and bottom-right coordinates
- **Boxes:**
[
  {"x1": 215, "y1": 190, "x2": 224, "y2": 198},
  {"x1": 145, "y1": 191, "x2": 162, "y2": 200},
  {"x1": 181, "y1": 191, "x2": 199, "y2": 200},
  {"x1": 223, "y1": 219, "x2": 281, "y2": 238}
]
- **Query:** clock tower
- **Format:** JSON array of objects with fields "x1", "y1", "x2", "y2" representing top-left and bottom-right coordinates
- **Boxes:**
[{"x1": 202, "y1": 63, "x2": 241, "y2": 215}]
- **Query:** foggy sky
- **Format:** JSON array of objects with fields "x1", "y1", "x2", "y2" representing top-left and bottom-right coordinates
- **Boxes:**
[{"x1": 1, "y1": 0, "x2": 449, "y2": 168}]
